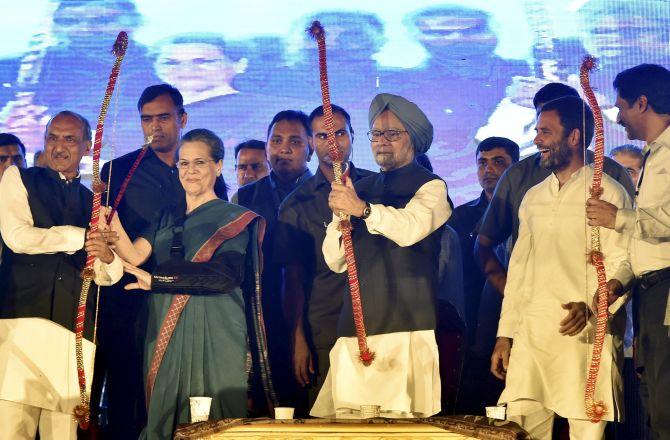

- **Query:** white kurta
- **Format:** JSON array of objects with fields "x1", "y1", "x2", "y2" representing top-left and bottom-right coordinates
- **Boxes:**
[
  {"x1": 311, "y1": 179, "x2": 450, "y2": 419},
  {"x1": 497, "y1": 166, "x2": 632, "y2": 422},
  {"x1": 613, "y1": 126, "x2": 670, "y2": 325}
]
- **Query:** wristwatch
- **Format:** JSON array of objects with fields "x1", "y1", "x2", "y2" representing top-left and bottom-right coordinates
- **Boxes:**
[{"x1": 361, "y1": 202, "x2": 372, "y2": 219}]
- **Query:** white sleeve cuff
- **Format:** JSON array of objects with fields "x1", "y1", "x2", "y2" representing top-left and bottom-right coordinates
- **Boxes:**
[
  {"x1": 496, "y1": 321, "x2": 516, "y2": 339},
  {"x1": 322, "y1": 216, "x2": 346, "y2": 273},
  {"x1": 363, "y1": 202, "x2": 382, "y2": 230},
  {"x1": 94, "y1": 252, "x2": 124, "y2": 286},
  {"x1": 608, "y1": 291, "x2": 630, "y2": 316}
]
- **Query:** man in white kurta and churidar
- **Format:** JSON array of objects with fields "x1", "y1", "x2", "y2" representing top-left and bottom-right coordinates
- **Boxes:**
[{"x1": 491, "y1": 96, "x2": 633, "y2": 440}]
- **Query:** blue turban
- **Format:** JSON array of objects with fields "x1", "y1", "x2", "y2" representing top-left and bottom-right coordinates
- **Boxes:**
[{"x1": 368, "y1": 93, "x2": 433, "y2": 154}]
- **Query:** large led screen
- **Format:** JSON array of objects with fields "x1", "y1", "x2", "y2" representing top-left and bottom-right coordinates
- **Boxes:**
[{"x1": 2, "y1": 0, "x2": 668, "y2": 203}]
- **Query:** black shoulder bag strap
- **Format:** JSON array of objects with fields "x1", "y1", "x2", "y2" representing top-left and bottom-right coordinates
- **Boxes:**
[{"x1": 170, "y1": 210, "x2": 186, "y2": 260}]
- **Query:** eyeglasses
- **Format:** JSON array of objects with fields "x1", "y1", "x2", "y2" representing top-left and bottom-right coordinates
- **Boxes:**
[
  {"x1": 176, "y1": 159, "x2": 215, "y2": 170},
  {"x1": 0, "y1": 154, "x2": 24, "y2": 165},
  {"x1": 367, "y1": 129, "x2": 408, "y2": 142}
]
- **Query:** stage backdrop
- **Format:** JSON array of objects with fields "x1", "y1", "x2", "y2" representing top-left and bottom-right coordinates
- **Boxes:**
[{"x1": 2, "y1": 0, "x2": 668, "y2": 203}]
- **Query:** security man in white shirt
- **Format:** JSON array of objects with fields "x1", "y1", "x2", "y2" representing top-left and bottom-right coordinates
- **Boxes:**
[{"x1": 587, "y1": 63, "x2": 670, "y2": 440}]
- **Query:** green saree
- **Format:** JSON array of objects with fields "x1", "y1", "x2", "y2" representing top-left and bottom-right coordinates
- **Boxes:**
[{"x1": 139, "y1": 199, "x2": 275, "y2": 439}]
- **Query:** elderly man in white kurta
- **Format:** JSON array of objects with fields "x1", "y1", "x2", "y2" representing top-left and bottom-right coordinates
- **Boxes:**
[
  {"x1": 0, "y1": 112, "x2": 123, "y2": 440},
  {"x1": 491, "y1": 96, "x2": 633, "y2": 440},
  {"x1": 312, "y1": 93, "x2": 450, "y2": 419}
]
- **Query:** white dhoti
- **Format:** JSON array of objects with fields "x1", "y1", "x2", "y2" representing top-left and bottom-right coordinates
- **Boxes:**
[
  {"x1": 0, "y1": 318, "x2": 95, "y2": 440},
  {"x1": 310, "y1": 330, "x2": 441, "y2": 419}
]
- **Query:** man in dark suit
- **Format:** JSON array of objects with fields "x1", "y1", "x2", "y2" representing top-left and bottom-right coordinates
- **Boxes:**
[{"x1": 235, "y1": 109, "x2": 313, "y2": 410}]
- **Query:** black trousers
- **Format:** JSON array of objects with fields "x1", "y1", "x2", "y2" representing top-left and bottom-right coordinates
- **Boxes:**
[
  {"x1": 306, "y1": 345, "x2": 333, "y2": 410},
  {"x1": 609, "y1": 358, "x2": 652, "y2": 439},
  {"x1": 95, "y1": 283, "x2": 148, "y2": 439},
  {"x1": 454, "y1": 351, "x2": 503, "y2": 416},
  {"x1": 636, "y1": 277, "x2": 670, "y2": 440}
]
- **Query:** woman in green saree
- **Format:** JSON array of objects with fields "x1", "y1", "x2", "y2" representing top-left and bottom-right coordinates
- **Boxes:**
[{"x1": 107, "y1": 129, "x2": 275, "y2": 439}]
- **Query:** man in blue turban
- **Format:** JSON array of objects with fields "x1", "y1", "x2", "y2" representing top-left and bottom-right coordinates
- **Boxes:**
[
  {"x1": 310, "y1": 94, "x2": 451, "y2": 419},
  {"x1": 368, "y1": 92, "x2": 434, "y2": 155}
]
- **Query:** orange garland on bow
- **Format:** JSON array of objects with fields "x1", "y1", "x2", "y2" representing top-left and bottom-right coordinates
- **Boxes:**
[
  {"x1": 308, "y1": 21, "x2": 375, "y2": 366},
  {"x1": 579, "y1": 55, "x2": 609, "y2": 423},
  {"x1": 73, "y1": 31, "x2": 128, "y2": 430}
]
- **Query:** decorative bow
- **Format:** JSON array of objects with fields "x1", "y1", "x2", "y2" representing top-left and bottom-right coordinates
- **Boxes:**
[
  {"x1": 74, "y1": 31, "x2": 128, "y2": 430},
  {"x1": 579, "y1": 55, "x2": 608, "y2": 423},
  {"x1": 308, "y1": 21, "x2": 374, "y2": 366}
]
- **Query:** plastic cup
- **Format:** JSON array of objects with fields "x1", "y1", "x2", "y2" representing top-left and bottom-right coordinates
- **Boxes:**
[
  {"x1": 485, "y1": 405, "x2": 506, "y2": 420},
  {"x1": 360, "y1": 404, "x2": 380, "y2": 419},
  {"x1": 274, "y1": 406, "x2": 295, "y2": 420},
  {"x1": 189, "y1": 397, "x2": 212, "y2": 423}
]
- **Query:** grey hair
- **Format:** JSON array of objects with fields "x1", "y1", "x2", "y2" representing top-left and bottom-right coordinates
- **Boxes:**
[{"x1": 45, "y1": 110, "x2": 92, "y2": 142}]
